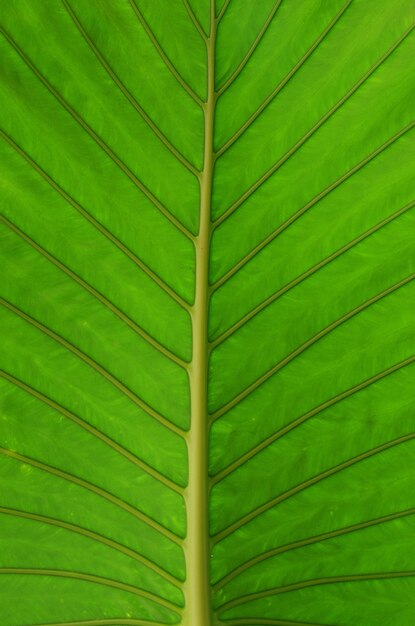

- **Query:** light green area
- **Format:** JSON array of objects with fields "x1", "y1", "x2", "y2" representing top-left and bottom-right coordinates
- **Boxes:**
[{"x1": 1, "y1": 1, "x2": 415, "y2": 625}]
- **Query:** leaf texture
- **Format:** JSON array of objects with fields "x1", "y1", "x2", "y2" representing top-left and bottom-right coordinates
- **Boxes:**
[{"x1": 1, "y1": 1, "x2": 415, "y2": 625}]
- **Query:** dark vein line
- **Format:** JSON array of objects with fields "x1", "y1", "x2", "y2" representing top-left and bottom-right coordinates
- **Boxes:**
[
  {"x1": 128, "y1": 0, "x2": 203, "y2": 106},
  {"x1": 212, "y1": 189, "x2": 414, "y2": 345},
  {"x1": 212, "y1": 433, "x2": 415, "y2": 544},
  {"x1": 212, "y1": 210, "x2": 414, "y2": 352},
  {"x1": 0, "y1": 447, "x2": 183, "y2": 544},
  {"x1": 62, "y1": 0, "x2": 199, "y2": 177},
  {"x1": 0, "y1": 568, "x2": 181, "y2": 613},
  {"x1": 216, "y1": 0, "x2": 232, "y2": 22},
  {"x1": 211, "y1": 355, "x2": 415, "y2": 484},
  {"x1": 214, "y1": 508, "x2": 415, "y2": 590},
  {"x1": 1, "y1": 129, "x2": 191, "y2": 311},
  {"x1": 0, "y1": 506, "x2": 182, "y2": 587},
  {"x1": 213, "y1": 23, "x2": 414, "y2": 228},
  {"x1": 0, "y1": 351, "x2": 182, "y2": 441},
  {"x1": 216, "y1": 0, "x2": 283, "y2": 95},
  {"x1": 0, "y1": 364, "x2": 183, "y2": 491},
  {"x1": 224, "y1": 617, "x2": 335, "y2": 626},
  {"x1": 214, "y1": 0, "x2": 353, "y2": 160},
  {"x1": 211, "y1": 122, "x2": 415, "y2": 296},
  {"x1": 26, "y1": 620, "x2": 163, "y2": 626},
  {"x1": 1, "y1": 215, "x2": 189, "y2": 371},
  {"x1": 182, "y1": 0, "x2": 208, "y2": 40},
  {"x1": 1, "y1": 295, "x2": 186, "y2": 438},
  {"x1": 0, "y1": 26, "x2": 194, "y2": 240},
  {"x1": 217, "y1": 571, "x2": 415, "y2": 612},
  {"x1": 210, "y1": 275, "x2": 414, "y2": 422}
]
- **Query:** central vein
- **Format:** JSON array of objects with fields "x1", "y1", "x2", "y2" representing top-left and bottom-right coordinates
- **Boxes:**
[{"x1": 184, "y1": 2, "x2": 217, "y2": 626}]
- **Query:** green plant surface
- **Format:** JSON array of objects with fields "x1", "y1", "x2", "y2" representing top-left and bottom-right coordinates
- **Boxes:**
[{"x1": 1, "y1": 1, "x2": 415, "y2": 625}]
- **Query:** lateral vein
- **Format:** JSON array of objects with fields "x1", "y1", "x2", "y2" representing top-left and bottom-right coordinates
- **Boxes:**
[
  {"x1": 1, "y1": 215, "x2": 189, "y2": 371},
  {"x1": 214, "y1": 507, "x2": 415, "y2": 590},
  {"x1": 0, "y1": 506, "x2": 182, "y2": 587},
  {"x1": 224, "y1": 618, "x2": 337, "y2": 626},
  {"x1": 0, "y1": 26, "x2": 194, "y2": 241},
  {"x1": 22, "y1": 620, "x2": 165, "y2": 626},
  {"x1": 62, "y1": 0, "x2": 199, "y2": 177},
  {"x1": 212, "y1": 433, "x2": 415, "y2": 544},
  {"x1": 210, "y1": 275, "x2": 414, "y2": 421},
  {"x1": 0, "y1": 448, "x2": 183, "y2": 545},
  {"x1": 216, "y1": 0, "x2": 232, "y2": 22},
  {"x1": 211, "y1": 122, "x2": 415, "y2": 296},
  {"x1": 128, "y1": 0, "x2": 204, "y2": 106},
  {"x1": 211, "y1": 355, "x2": 415, "y2": 483},
  {"x1": 0, "y1": 568, "x2": 181, "y2": 613},
  {"x1": 214, "y1": 0, "x2": 353, "y2": 160},
  {"x1": 213, "y1": 22, "x2": 414, "y2": 228},
  {"x1": 1, "y1": 129, "x2": 191, "y2": 312},
  {"x1": 216, "y1": 0, "x2": 283, "y2": 96},
  {"x1": 0, "y1": 363, "x2": 184, "y2": 492},
  {"x1": 23, "y1": 620, "x2": 164, "y2": 626},
  {"x1": 182, "y1": 0, "x2": 208, "y2": 40},
  {"x1": 217, "y1": 571, "x2": 415, "y2": 612}
]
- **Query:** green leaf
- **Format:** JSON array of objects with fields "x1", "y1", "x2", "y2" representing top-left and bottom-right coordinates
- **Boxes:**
[{"x1": 1, "y1": 1, "x2": 415, "y2": 625}]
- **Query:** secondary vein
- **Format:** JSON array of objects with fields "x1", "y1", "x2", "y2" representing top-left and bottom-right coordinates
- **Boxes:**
[
  {"x1": 210, "y1": 121, "x2": 415, "y2": 297},
  {"x1": 0, "y1": 362, "x2": 184, "y2": 492},
  {"x1": 213, "y1": 22, "x2": 414, "y2": 229},
  {"x1": 214, "y1": 507, "x2": 415, "y2": 590},
  {"x1": 212, "y1": 433, "x2": 415, "y2": 544},
  {"x1": 0, "y1": 26, "x2": 194, "y2": 241},
  {"x1": 0, "y1": 447, "x2": 183, "y2": 545},
  {"x1": 211, "y1": 355, "x2": 415, "y2": 483},
  {"x1": 0, "y1": 506, "x2": 182, "y2": 588},
  {"x1": 63, "y1": 0, "x2": 200, "y2": 177},
  {"x1": 210, "y1": 275, "x2": 414, "y2": 422},
  {"x1": 1, "y1": 129, "x2": 191, "y2": 312},
  {"x1": 1, "y1": 215, "x2": 189, "y2": 371},
  {"x1": 217, "y1": 571, "x2": 415, "y2": 612},
  {"x1": 216, "y1": 0, "x2": 283, "y2": 96},
  {"x1": 214, "y1": 0, "x2": 354, "y2": 160},
  {"x1": 0, "y1": 568, "x2": 181, "y2": 613},
  {"x1": 128, "y1": 0, "x2": 204, "y2": 107}
]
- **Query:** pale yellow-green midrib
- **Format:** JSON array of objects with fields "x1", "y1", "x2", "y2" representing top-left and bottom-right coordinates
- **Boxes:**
[{"x1": 182, "y1": 2, "x2": 217, "y2": 626}]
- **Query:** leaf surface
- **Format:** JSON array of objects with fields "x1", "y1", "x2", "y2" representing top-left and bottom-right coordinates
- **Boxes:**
[{"x1": 1, "y1": 1, "x2": 415, "y2": 625}]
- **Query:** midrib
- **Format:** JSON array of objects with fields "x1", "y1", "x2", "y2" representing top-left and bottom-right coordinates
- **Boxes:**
[{"x1": 183, "y1": 3, "x2": 216, "y2": 626}]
